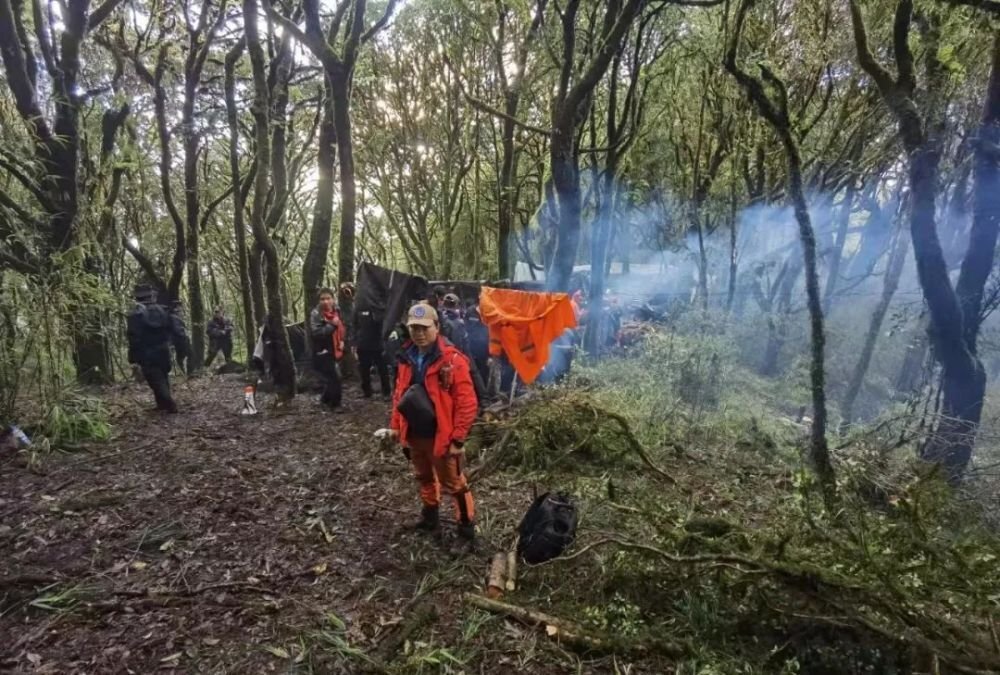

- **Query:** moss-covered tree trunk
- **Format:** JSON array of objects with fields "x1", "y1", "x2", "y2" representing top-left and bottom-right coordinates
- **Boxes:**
[
  {"x1": 850, "y1": 3, "x2": 1000, "y2": 480},
  {"x1": 727, "y1": 0, "x2": 835, "y2": 500},
  {"x1": 224, "y1": 43, "x2": 256, "y2": 363},
  {"x1": 243, "y1": 0, "x2": 295, "y2": 399}
]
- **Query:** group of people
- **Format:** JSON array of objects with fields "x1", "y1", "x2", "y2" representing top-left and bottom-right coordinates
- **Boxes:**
[{"x1": 126, "y1": 282, "x2": 484, "y2": 545}]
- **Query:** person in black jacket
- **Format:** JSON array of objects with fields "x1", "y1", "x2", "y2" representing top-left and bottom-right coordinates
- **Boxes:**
[
  {"x1": 169, "y1": 300, "x2": 192, "y2": 374},
  {"x1": 354, "y1": 305, "x2": 391, "y2": 399},
  {"x1": 309, "y1": 288, "x2": 346, "y2": 409},
  {"x1": 439, "y1": 294, "x2": 469, "y2": 353},
  {"x1": 465, "y1": 306, "x2": 490, "y2": 387},
  {"x1": 441, "y1": 294, "x2": 487, "y2": 405},
  {"x1": 127, "y1": 285, "x2": 188, "y2": 413},
  {"x1": 205, "y1": 307, "x2": 234, "y2": 367}
]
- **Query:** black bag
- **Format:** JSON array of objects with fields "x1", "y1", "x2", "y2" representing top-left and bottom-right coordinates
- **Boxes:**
[
  {"x1": 396, "y1": 383, "x2": 437, "y2": 438},
  {"x1": 517, "y1": 492, "x2": 578, "y2": 564}
]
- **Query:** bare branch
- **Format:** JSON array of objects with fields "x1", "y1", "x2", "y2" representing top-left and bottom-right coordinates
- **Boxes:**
[
  {"x1": 444, "y1": 56, "x2": 552, "y2": 136},
  {"x1": 0, "y1": 0, "x2": 52, "y2": 142},
  {"x1": 89, "y1": 0, "x2": 126, "y2": 29},
  {"x1": 847, "y1": 0, "x2": 897, "y2": 97},
  {"x1": 261, "y1": 0, "x2": 319, "y2": 55},
  {"x1": 361, "y1": 0, "x2": 399, "y2": 44},
  {"x1": 0, "y1": 153, "x2": 54, "y2": 211},
  {"x1": 0, "y1": 249, "x2": 39, "y2": 275},
  {"x1": 341, "y1": 0, "x2": 367, "y2": 68},
  {"x1": 0, "y1": 179, "x2": 38, "y2": 225},
  {"x1": 893, "y1": 0, "x2": 916, "y2": 96},
  {"x1": 199, "y1": 184, "x2": 236, "y2": 232},
  {"x1": 327, "y1": 0, "x2": 351, "y2": 44},
  {"x1": 556, "y1": 0, "x2": 580, "y2": 107}
]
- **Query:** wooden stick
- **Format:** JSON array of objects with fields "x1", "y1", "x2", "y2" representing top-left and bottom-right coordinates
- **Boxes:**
[
  {"x1": 487, "y1": 554, "x2": 506, "y2": 599},
  {"x1": 465, "y1": 592, "x2": 591, "y2": 641}
]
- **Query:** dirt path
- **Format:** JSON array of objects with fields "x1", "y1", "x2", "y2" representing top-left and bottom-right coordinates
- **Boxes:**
[{"x1": 0, "y1": 375, "x2": 552, "y2": 674}]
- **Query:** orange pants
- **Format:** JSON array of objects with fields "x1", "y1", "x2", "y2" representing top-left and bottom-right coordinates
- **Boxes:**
[{"x1": 408, "y1": 437, "x2": 475, "y2": 525}]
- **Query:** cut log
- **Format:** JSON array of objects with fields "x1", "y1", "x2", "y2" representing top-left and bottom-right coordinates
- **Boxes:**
[
  {"x1": 505, "y1": 550, "x2": 517, "y2": 591},
  {"x1": 487, "y1": 553, "x2": 507, "y2": 599}
]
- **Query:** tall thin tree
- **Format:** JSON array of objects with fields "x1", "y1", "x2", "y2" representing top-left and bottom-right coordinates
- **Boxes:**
[{"x1": 725, "y1": 0, "x2": 836, "y2": 499}]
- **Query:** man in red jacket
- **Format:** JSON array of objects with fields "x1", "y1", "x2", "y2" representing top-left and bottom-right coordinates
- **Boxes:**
[{"x1": 389, "y1": 302, "x2": 479, "y2": 542}]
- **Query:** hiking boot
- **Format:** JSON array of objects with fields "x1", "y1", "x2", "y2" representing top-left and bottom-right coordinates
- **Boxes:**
[
  {"x1": 413, "y1": 506, "x2": 440, "y2": 531},
  {"x1": 456, "y1": 522, "x2": 476, "y2": 541},
  {"x1": 450, "y1": 523, "x2": 478, "y2": 556}
]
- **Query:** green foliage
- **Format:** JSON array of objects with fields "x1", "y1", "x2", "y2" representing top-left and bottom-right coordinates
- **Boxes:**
[
  {"x1": 469, "y1": 326, "x2": 1000, "y2": 672},
  {"x1": 475, "y1": 387, "x2": 653, "y2": 473},
  {"x1": 44, "y1": 394, "x2": 112, "y2": 447}
]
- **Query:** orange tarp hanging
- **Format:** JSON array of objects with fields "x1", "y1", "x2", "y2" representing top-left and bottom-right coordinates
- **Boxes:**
[{"x1": 478, "y1": 287, "x2": 578, "y2": 385}]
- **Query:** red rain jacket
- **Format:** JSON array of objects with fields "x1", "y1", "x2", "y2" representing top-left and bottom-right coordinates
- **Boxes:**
[{"x1": 391, "y1": 337, "x2": 478, "y2": 457}]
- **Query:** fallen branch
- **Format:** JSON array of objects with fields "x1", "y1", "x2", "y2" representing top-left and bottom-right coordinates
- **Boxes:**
[
  {"x1": 372, "y1": 600, "x2": 438, "y2": 665},
  {"x1": 463, "y1": 592, "x2": 686, "y2": 656},
  {"x1": 110, "y1": 579, "x2": 284, "y2": 599},
  {"x1": 575, "y1": 403, "x2": 677, "y2": 484},
  {"x1": 466, "y1": 428, "x2": 513, "y2": 482},
  {"x1": 48, "y1": 441, "x2": 158, "y2": 474}
]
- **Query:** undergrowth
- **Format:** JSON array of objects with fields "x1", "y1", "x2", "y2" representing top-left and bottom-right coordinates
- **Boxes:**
[
  {"x1": 468, "y1": 330, "x2": 1000, "y2": 674},
  {"x1": 42, "y1": 392, "x2": 112, "y2": 447}
]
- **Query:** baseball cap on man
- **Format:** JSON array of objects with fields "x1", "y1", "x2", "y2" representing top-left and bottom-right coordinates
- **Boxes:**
[{"x1": 406, "y1": 302, "x2": 438, "y2": 327}]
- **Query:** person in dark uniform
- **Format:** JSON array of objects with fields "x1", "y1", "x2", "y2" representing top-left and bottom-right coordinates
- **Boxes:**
[
  {"x1": 440, "y1": 293, "x2": 487, "y2": 405},
  {"x1": 127, "y1": 285, "x2": 188, "y2": 413},
  {"x1": 430, "y1": 285, "x2": 447, "y2": 309},
  {"x1": 309, "y1": 288, "x2": 346, "y2": 410},
  {"x1": 439, "y1": 294, "x2": 469, "y2": 352},
  {"x1": 465, "y1": 306, "x2": 490, "y2": 388},
  {"x1": 169, "y1": 300, "x2": 192, "y2": 374},
  {"x1": 354, "y1": 305, "x2": 391, "y2": 400},
  {"x1": 205, "y1": 307, "x2": 234, "y2": 367}
]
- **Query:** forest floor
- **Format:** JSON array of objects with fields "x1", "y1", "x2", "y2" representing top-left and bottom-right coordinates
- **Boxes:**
[
  {"x1": 1, "y1": 374, "x2": 569, "y2": 674},
  {"x1": 5, "y1": 345, "x2": 1000, "y2": 675}
]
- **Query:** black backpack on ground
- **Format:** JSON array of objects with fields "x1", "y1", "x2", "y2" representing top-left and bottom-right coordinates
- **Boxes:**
[{"x1": 517, "y1": 492, "x2": 578, "y2": 564}]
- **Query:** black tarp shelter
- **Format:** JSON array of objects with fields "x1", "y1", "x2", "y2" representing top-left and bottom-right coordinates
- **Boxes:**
[{"x1": 355, "y1": 262, "x2": 431, "y2": 340}]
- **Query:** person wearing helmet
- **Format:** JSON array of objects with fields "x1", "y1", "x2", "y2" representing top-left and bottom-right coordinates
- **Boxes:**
[{"x1": 126, "y1": 284, "x2": 188, "y2": 413}]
